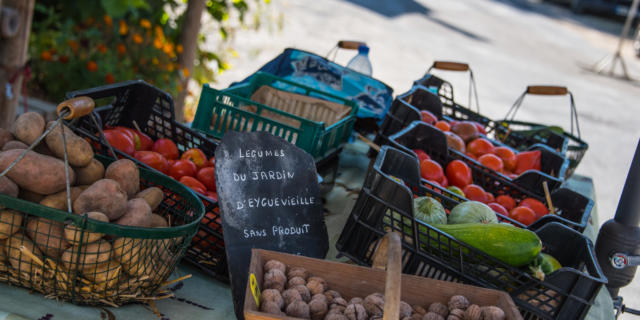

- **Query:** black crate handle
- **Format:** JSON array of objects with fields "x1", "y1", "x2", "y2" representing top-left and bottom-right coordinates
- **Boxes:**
[
  {"x1": 427, "y1": 61, "x2": 480, "y2": 113},
  {"x1": 504, "y1": 86, "x2": 582, "y2": 138}
]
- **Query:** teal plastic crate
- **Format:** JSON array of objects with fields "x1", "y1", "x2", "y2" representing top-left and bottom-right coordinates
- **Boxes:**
[{"x1": 192, "y1": 73, "x2": 358, "y2": 161}]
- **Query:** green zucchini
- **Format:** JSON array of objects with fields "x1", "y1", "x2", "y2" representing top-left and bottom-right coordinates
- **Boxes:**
[{"x1": 430, "y1": 223, "x2": 542, "y2": 267}]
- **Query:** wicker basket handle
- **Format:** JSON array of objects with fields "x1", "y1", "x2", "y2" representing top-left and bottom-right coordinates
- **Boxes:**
[
  {"x1": 57, "y1": 96, "x2": 95, "y2": 120},
  {"x1": 431, "y1": 61, "x2": 469, "y2": 71},
  {"x1": 371, "y1": 232, "x2": 402, "y2": 320},
  {"x1": 526, "y1": 85, "x2": 568, "y2": 96},
  {"x1": 337, "y1": 40, "x2": 366, "y2": 50}
]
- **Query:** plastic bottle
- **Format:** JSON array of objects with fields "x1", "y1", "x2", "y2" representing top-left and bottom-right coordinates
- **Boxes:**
[{"x1": 346, "y1": 44, "x2": 372, "y2": 76}]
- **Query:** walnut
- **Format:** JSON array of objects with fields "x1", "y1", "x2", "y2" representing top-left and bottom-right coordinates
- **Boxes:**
[
  {"x1": 464, "y1": 304, "x2": 481, "y2": 320},
  {"x1": 363, "y1": 293, "x2": 384, "y2": 317},
  {"x1": 349, "y1": 297, "x2": 363, "y2": 305},
  {"x1": 308, "y1": 276, "x2": 327, "y2": 288},
  {"x1": 446, "y1": 316, "x2": 461, "y2": 320},
  {"x1": 331, "y1": 297, "x2": 348, "y2": 309},
  {"x1": 481, "y1": 306, "x2": 505, "y2": 320},
  {"x1": 448, "y1": 296, "x2": 469, "y2": 311},
  {"x1": 286, "y1": 300, "x2": 310, "y2": 318},
  {"x1": 423, "y1": 312, "x2": 445, "y2": 320},
  {"x1": 260, "y1": 301, "x2": 284, "y2": 315},
  {"x1": 260, "y1": 289, "x2": 284, "y2": 309},
  {"x1": 312, "y1": 293, "x2": 329, "y2": 304},
  {"x1": 309, "y1": 299, "x2": 329, "y2": 320},
  {"x1": 263, "y1": 269, "x2": 286, "y2": 292},
  {"x1": 293, "y1": 284, "x2": 312, "y2": 302},
  {"x1": 449, "y1": 309, "x2": 465, "y2": 318},
  {"x1": 287, "y1": 276, "x2": 307, "y2": 288},
  {"x1": 400, "y1": 301, "x2": 413, "y2": 318},
  {"x1": 411, "y1": 314, "x2": 424, "y2": 320},
  {"x1": 324, "y1": 312, "x2": 348, "y2": 320},
  {"x1": 324, "y1": 290, "x2": 342, "y2": 304},
  {"x1": 428, "y1": 302, "x2": 449, "y2": 317},
  {"x1": 307, "y1": 278, "x2": 327, "y2": 295},
  {"x1": 413, "y1": 305, "x2": 427, "y2": 315},
  {"x1": 344, "y1": 303, "x2": 367, "y2": 320},
  {"x1": 282, "y1": 288, "x2": 302, "y2": 306},
  {"x1": 288, "y1": 266, "x2": 310, "y2": 280},
  {"x1": 264, "y1": 259, "x2": 286, "y2": 274}
]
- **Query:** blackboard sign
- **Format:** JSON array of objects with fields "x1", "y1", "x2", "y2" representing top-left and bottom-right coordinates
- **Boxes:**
[{"x1": 214, "y1": 131, "x2": 329, "y2": 319}]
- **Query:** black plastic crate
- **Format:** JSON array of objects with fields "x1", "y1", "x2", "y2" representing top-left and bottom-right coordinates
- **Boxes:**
[
  {"x1": 336, "y1": 146, "x2": 606, "y2": 320},
  {"x1": 66, "y1": 80, "x2": 229, "y2": 283}
]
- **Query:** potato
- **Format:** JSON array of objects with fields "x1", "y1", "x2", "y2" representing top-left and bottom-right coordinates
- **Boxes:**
[
  {"x1": 26, "y1": 217, "x2": 70, "y2": 258},
  {"x1": 149, "y1": 214, "x2": 168, "y2": 228},
  {"x1": 6, "y1": 233, "x2": 43, "y2": 274},
  {"x1": 105, "y1": 159, "x2": 140, "y2": 198},
  {"x1": 74, "y1": 159, "x2": 105, "y2": 185},
  {"x1": 0, "y1": 149, "x2": 76, "y2": 195},
  {"x1": 2, "y1": 140, "x2": 28, "y2": 151},
  {"x1": 114, "y1": 199, "x2": 152, "y2": 227},
  {"x1": 0, "y1": 176, "x2": 18, "y2": 197},
  {"x1": 73, "y1": 179, "x2": 127, "y2": 220},
  {"x1": 0, "y1": 239, "x2": 7, "y2": 262},
  {"x1": 81, "y1": 260, "x2": 121, "y2": 288},
  {"x1": 0, "y1": 209, "x2": 22, "y2": 239},
  {"x1": 11, "y1": 112, "x2": 45, "y2": 145},
  {"x1": 0, "y1": 128, "x2": 14, "y2": 149},
  {"x1": 61, "y1": 240, "x2": 112, "y2": 270},
  {"x1": 19, "y1": 188, "x2": 44, "y2": 202},
  {"x1": 112, "y1": 237, "x2": 144, "y2": 265},
  {"x1": 39, "y1": 186, "x2": 88, "y2": 211},
  {"x1": 33, "y1": 141, "x2": 55, "y2": 157},
  {"x1": 135, "y1": 187, "x2": 163, "y2": 211},
  {"x1": 45, "y1": 122, "x2": 93, "y2": 167},
  {"x1": 64, "y1": 211, "x2": 109, "y2": 245}
]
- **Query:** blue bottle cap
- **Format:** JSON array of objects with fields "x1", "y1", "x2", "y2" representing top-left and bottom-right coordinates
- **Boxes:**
[{"x1": 358, "y1": 44, "x2": 369, "y2": 54}]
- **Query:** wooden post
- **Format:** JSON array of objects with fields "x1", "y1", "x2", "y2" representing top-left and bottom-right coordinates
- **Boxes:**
[{"x1": 0, "y1": 0, "x2": 34, "y2": 129}]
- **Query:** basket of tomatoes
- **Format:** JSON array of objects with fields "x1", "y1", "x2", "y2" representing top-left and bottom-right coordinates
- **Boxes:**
[
  {"x1": 388, "y1": 121, "x2": 593, "y2": 232},
  {"x1": 66, "y1": 80, "x2": 229, "y2": 282}
]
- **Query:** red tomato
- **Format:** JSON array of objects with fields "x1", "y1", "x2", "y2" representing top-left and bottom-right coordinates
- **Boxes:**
[
  {"x1": 169, "y1": 159, "x2": 197, "y2": 180},
  {"x1": 515, "y1": 150, "x2": 541, "y2": 175},
  {"x1": 463, "y1": 184, "x2": 488, "y2": 203},
  {"x1": 467, "y1": 138, "x2": 495, "y2": 157},
  {"x1": 413, "y1": 149, "x2": 430, "y2": 162},
  {"x1": 494, "y1": 147, "x2": 517, "y2": 172},
  {"x1": 439, "y1": 175, "x2": 449, "y2": 188},
  {"x1": 473, "y1": 122, "x2": 487, "y2": 135},
  {"x1": 488, "y1": 203, "x2": 509, "y2": 216},
  {"x1": 486, "y1": 192, "x2": 495, "y2": 203},
  {"x1": 465, "y1": 152, "x2": 477, "y2": 161},
  {"x1": 496, "y1": 195, "x2": 517, "y2": 211},
  {"x1": 420, "y1": 159, "x2": 444, "y2": 182},
  {"x1": 510, "y1": 206, "x2": 537, "y2": 226},
  {"x1": 478, "y1": 154, "x2": 504, "y2": 172},
  {"x1": 446, "y1": 160, "x2": 473, "y2": 188},
  {"x1": 435, "y1": 120, "x2": 450, "y2": 132},
  {"x1": 197, "y1": 167, "x2": 216, "y2": 191},
  {"x1": 103, "y1": 129, "x2": 135, "y2": 155},
  {"x1": 520, "y1": 198, "x2": 549, "y2": 218},
  {"x1": 111, "y1": 126, "x2": 143, "y2": 151},
  {"x1": 153, "y1": 138, "x2": 179, "y2": 160},
  {"x1": 209, "y1": 157, "x2": 216, "y2": 167},
  {"x1": 133, "y1": 151, "x2": 169, "y2": 173},
  {"x1": 135, "y1": 131, "x2": 154, "y2": 151},
  {"x1": 181, "y1": 148, "x2": 209, "y2": 169},
  {"x1": 420, "y1": 110, "x2": 437, "y2": 125},
  {"x1": 180, "y1": 176, "x2": 207, "y2": 194}
]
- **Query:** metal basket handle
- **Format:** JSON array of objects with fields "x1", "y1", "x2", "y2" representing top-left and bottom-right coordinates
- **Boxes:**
[
  {"x1": 504, "y1": 85, "x2": 582, "y2": 138},
  {"x1": 427, "y1": 60, "x2": 480, "y2": 113},
  {"x1": 371, "y1": 232, "x2": 402, "y2": 320},
  {"x1": 326, "y1": 40, "x2": 367, "y2": 61}
]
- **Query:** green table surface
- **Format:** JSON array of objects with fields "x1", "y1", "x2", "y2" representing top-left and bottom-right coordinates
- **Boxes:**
[{"x1": 0, "y1": 141, "x2": 615, "y2": 320}]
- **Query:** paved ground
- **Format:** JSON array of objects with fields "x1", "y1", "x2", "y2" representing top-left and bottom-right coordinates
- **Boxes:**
[{"x1": 212, "y1": 0, "x2": 640, "y2": 317}]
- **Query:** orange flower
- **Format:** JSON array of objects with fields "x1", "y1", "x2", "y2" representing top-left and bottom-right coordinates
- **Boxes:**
[
  {"x1": 181, "y1": 67, "x2": 190, "y2": 78},
  {"x1": 119, "y1": 20, "x2": 128, "y2": 35},
  {"x1": 162, "y1": 42, "x2": 173, "y2": 55},
  {"x1": 87, "y1": 61, "x2": 98, "y2": 72},
  {"x1": 104, "y1": 15, "x2": 113, "y2": 27},
  {"x1": 167, "y1": 63, "x2": 175, "y2": 72},
  {"x1": 154, "y1": 25, "x2": 164, "y2": 39},
  {"x1": 153, "y1": 38, "x2": 163, "y2": 49},
  {"x1": 152, "y1": 57, "x2": 159, "y2": 65},
  {"x1": 97, "y1": 44, "x2": 107, "y2": 53},
  {"x1": 176, "y1": 44, "x2": 183, "y2": 54},
  {"x1": 140, "y1": 19, "x2": 151, "y2": 29},
  {"x1": 105, "y1": 73, "x2": 115, "y2": 84},
  {"x1": 40, "y1": 51, "x2": 52, "y2": 61},
  {"x1": 133, "y1": 34, "x2": 143, "y2": 44},
  {"x1": 117, "y1": 43, "x2": 126, "y2": 55},
  {"x1": 58, "y1": 55, "x2": 69, "y2": 64},
  {"x1": 68, "y1": 40, "x2": 79, "y2": 52}
]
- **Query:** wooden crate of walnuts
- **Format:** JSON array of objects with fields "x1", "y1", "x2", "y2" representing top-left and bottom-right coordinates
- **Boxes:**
[{"x1": 244, "y1": 233, "x2": 522, "y2": 320}]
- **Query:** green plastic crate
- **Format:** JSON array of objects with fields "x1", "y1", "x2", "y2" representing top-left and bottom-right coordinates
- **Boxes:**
[{"x1": 191, "y1": 72, "x2": 359, "y2": 161}]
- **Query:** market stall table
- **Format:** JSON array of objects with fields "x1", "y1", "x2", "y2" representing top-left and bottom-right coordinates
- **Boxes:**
[{"x1": 0, "y1": 141, "x2": 616, "y2": 320}]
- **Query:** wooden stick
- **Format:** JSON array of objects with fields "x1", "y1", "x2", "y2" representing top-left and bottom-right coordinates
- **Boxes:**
[
  {"x1": 500, "y1": 127, "x2": 512, "y2": 143},
  {"x1": 357, "y1": 133, "x2": 380, "y2": 152},
  {"x1": 132, "y1": 120, "x2": 142, "y2": 133},
  {"x1": 19, "y1": 245, "x2": 44, "y2": 267},
  {"x1": 135, "y1": 293, "x2": 174, "y2": 301},
  {"x1": 542, "y1": 181, "x2": 556, "y2": 215},
  {"x1": 161, "y1": 274, "x2": 192, "y2": 287},
  {"x1": 99, "y1": 299, "x2": 120, "y2": 308}
]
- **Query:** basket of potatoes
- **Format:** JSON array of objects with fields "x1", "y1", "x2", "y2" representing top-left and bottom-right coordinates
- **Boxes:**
[
  {"x1": 0, "y1": 98, "x2": 205, "y2": 306},
  {"x1": 245, "y1": 232, "x2": 522, "y2": 320}
]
